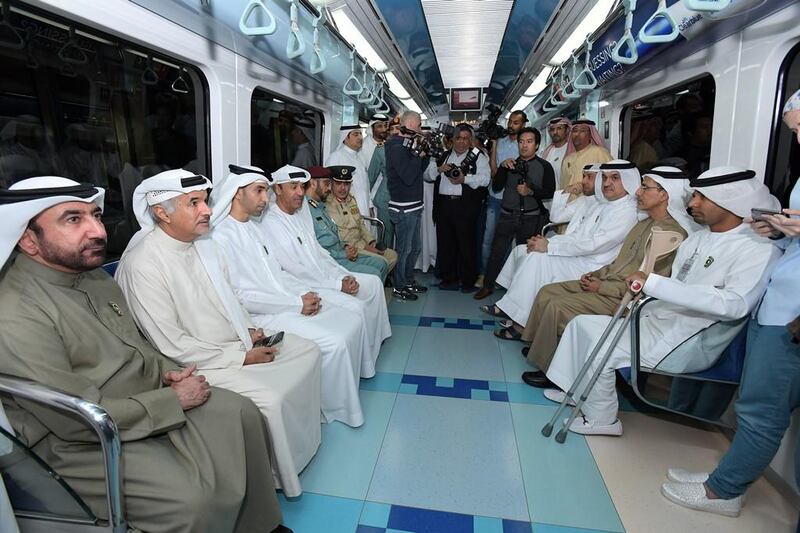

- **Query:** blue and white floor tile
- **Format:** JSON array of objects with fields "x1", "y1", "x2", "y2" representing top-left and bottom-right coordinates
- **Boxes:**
[{"x1": 280, "y1": 271, "x2": 797, "y2": 533}]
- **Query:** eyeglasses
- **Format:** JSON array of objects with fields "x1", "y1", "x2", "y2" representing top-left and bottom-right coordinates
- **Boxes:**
[{"x1": 639, "y1": 184, "x2": 664, "y2": 192}]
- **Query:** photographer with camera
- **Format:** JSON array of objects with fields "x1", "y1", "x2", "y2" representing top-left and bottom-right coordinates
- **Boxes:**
[
  {"x1": 386, "y1": 110, "x2": 430, "y2": 301},
  {"x1": 475, "y1": 127, "x2": 555, "y2": 300},
  {"x1": 479, "y1": 110, "x2": 527, "y2": 286},
  {"x1": 424, "y1": 123, "x2": 490, "y2": 291}
]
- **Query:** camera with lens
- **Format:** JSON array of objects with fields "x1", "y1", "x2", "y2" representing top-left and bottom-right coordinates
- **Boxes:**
[
  {"x1": 444, "y1": 147, "x2": 480, "y2": 181},
  {"x1": 475, "y1": 104, "x2": 508, "y2": 145}
]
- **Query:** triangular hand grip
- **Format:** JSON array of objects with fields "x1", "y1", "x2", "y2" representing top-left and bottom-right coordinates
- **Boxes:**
[
  {"x1": 141, "y1": 63, "x2": 158, "y2": 86},
  {"x1": 310, "y1": 47, "x2": 326, "y2": 74},
  {"x1": 639, "y1": 7, "x2": 679, "y2": 44},
  {"x1": 375, "y1": 100, "x2": 390, "y2": 114},
  {"x1": 343, "y1": 75, "x2": 363, "y2": 96},
  {"x1": 59, "y1": 40, "x2": 88, "y2": 65},
  {"x1": 286, "y1": 31, "x2": 305, "y2": 59},
  {"x1": 573, "y1": 66, "x2": 597, "y2": 91},
  {"x1": 239, "y1": 0, "x2": 277, "y2": 36},
  {"x1": 171, "y1": 74, "x2": 190, "y2": 94},
  {"x1": 357, "y1": 87, "x2": 374, "y2": 104},
  {"x1": 611, "y1": 29, "x2": 638, "y2": 65}
]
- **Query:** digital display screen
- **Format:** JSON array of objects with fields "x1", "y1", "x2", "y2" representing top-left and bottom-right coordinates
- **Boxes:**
[{"x1": 449, "y1": 88, "x2": 483, "y2": 111}]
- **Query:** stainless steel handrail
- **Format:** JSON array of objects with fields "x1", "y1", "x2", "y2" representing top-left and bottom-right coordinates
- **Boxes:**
[{"x1": 0, "y1": 375, "x2": 125, "y2": 532}]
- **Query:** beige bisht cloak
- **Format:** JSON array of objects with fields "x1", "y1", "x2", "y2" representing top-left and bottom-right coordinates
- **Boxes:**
[{"x1": 0, "y1": 253, "x2": 282, "y2": 533}]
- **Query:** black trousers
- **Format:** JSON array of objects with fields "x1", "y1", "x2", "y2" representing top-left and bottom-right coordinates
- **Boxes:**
[
  {"x1": 435, "y1": 197, "x2": 481, "y2": 287},
  {"x1": 483, "y1": 211, "x2": 545, "y2": 288}
]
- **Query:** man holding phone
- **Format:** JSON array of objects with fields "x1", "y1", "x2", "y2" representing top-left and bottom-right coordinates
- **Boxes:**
[
  {"x1": 116, "y1": 169, "x2": 323, "y2": 499},
  {"x1": 210, "y1": 164, "x2": 379, "y2": 430}
]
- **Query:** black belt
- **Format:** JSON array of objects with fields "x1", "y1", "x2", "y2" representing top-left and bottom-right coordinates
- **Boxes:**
[
  {"x1": 440, "y1": 194, "x2": 463, "y2": 200},
  {"x1": 501, "y1": 208, "x2": 540, "y2": 216}
]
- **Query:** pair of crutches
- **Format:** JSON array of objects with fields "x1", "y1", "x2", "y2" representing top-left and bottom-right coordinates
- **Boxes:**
[{"x1": 541, "y1": 227, "x2": 685, "y2": 443}]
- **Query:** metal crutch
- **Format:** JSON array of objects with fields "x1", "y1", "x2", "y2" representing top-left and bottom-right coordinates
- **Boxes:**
[{"x1": 541, "y1": 227, "x2": 685, "y2": 443}]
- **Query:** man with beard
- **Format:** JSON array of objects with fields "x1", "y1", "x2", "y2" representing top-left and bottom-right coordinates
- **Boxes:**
[
  {"x1": 115, "y1": 169, "x2": 322, "y2": 498},
  {"x1": 209, "y1": 164, "x2": 372, "y2": 429},
  {"x1": 305, "y1": 165, "x2": 387, "y2": 280},
  {"x1": 559, "y1": 118, "x2": 612, "y2": 193},
  {"x1": 540, "y1": 117, "x2": 575, "y2": 190},
  {"x1": 326, "y1": 125, "x2": 372, "y2": 217},
  {"x1": 366, "y1": 115, "x2": 394, "y2": 248},
  {"x1": 261, "y1": 165, "x2": 391, "y2": 372},
  {"x1": 0, "y1": 176, "x2": 291, "y2": 533}
]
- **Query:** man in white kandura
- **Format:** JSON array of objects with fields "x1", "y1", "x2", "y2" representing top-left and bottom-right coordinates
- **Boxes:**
[
  {"x1": 260, "y1": 165, "x2": 391, "y2": 372},
  {"x1": 326, "y1": 124, "x2": 372, "y2": 217},
  {"x1": 209, "y1": 164, "x2": 370, "y2": 428},
  {"x1": 485, "y1": 161, "x2": 642, "y2": 325},
  {"x1": 544, "y1": 167, "x2": 782, "y2": 436},
  {"x1": 115, "y1": 169, "x2": 322, "y2": 497}
]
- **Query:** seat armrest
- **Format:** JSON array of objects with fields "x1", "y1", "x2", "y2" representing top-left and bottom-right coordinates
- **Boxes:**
[{"x1": 0, "y1": 375, "x2": 125, "y2": 531}]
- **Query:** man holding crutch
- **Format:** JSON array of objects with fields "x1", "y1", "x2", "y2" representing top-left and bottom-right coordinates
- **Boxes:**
[{"x1": 543, "y1": 168, "x2": 782, "y2": 436}]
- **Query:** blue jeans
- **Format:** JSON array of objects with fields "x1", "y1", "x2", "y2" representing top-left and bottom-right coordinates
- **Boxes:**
[
  {"x1": 707, "y1": 319, "x2": 800, "y2": 506},
  {"x1": 480, "y1": 195, "x2": 503, "y2": 274},
  {"x1": 390, "y1": 208, "x2": 422, "y2": 288}
]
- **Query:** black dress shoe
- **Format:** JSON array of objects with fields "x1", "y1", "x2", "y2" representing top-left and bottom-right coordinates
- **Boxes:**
[
  {"x1": 521, "y1": 371, "x2": 555, "y2": 388},
  {"x1": 438, "y1": 280, "x2": 460, "y2": 291},
  {"x1": 521, "y1": 346, "x2": 529, "y2": 357},
  {"x1": 271, "y1": 525, "x2": 293, "y2": 533}
]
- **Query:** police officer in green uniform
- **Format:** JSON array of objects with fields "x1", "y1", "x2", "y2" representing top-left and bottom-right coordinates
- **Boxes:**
[{"x1": 304, "y1": 166, "x2": 388, "y2": 280}]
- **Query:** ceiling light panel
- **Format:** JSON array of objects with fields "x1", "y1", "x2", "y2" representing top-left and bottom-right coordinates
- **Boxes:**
[{"x1": 422, "y1": 0, "x2": 513, "y2": 89}]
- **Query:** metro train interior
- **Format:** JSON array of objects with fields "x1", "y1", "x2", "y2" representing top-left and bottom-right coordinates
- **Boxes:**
[{"x1": 0, "y1": 0, "x2": 799, "y2": 532}]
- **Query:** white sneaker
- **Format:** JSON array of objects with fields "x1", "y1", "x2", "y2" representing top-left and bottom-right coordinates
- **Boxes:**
[
  {"x1": 543, "y1": 388, "x2": 576, "y2": 406},
  {"x1": 661, "y1": 482, "x2": 742, "y2": 517},
  {"x1": 667, "y1": 468, "x2": 710, "y2": 483},
  {"x1": 474, "y1": 275, "x2": 484, "y2": 288},
  {"x1": 566, "y1": 416, "x2": 623, "y2": 436}
]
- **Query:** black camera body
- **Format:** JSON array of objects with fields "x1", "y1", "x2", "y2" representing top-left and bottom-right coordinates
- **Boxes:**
[
  {"x1": 511, "y1": 157, "x2": 529, "y2": 184},
  {"x1": 476, "y1": 104, "x2": 508, "y2": 144},
  {"x1": 444, "y1": 147, "x2": 481, "y2": 180}
]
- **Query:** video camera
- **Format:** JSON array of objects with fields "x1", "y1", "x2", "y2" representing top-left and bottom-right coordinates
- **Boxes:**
[
  {"x1": 511, "y1": 156, "x2": 529, "y2": 184},
  {"x1": 475, "y1": 103, "x2": 507, "y2": 145},
  {"x1": 444, "y1": 147, "x2": 481, "y2": 180},
  {"x1": 400, "y1": 124, "x2": 451, "y2": 160}
]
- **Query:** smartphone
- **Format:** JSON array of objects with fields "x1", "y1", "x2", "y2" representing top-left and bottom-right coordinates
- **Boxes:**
[
  {"x1": 254, "y1": 331, "x2": 284, "y2": 348},
  {"x1": 751, "y1": 208, "x2": 784, "y2": 221}
]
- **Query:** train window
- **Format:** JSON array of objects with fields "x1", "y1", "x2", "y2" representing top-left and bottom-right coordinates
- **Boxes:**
[
  {"x1": 766, "y1": 42, "x2": 800, "y2": 206},
  {"x1": 621, "y1": 75, "x2": 716, "y2": 177},
  {"x1": 0, "y1": 4, "x2": 209, "y2": 259},
  {"x1": 251, "y1": 88, "x2": 324, "y2": 173}
]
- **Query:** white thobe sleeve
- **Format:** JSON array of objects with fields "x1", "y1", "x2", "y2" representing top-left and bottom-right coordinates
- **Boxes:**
[
  {"x1": 118, "y1": 261, "x2": 246, "y2": 370},
  {"x1": 423, "y1": 159, "x2": 438, "y2": 183},
  {"x1": 464, "y1": 153, "x2": 491, "y2": 189},
  {"x1": 548, "y1": 206, "x2": 634, "y2": 258},
  {"x1": 549, "y1": 191, "x2": 579, "y2": 224},
  {"x1": 643, "y1": 242, "x2": 781, "y2": 320}
]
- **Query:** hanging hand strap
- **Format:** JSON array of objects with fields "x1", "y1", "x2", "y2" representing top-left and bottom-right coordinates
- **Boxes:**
[
  {"x1": 342, "y1": 49, "x2": 363, "y2": 95},
  {"x1": 573, "y1": 37, "x2": 598, "y2": 90},
  {"x1": 141, "y1": 55, "x2": 159, "y2": 85},
  {"x1": 286, "y1": 0, "x2": 305, "y2": 59},
  {"x1": 562, "y1": 54, "x2": 582, "y2": 100},
  {"x1": 239, "y1": 0, "x2": 277, "y2": 36},
  {"x1": 611, "y1": 0, "x2": 639, "y2": 65},
  {"x1": 357, "y1": 62, "x2": 375, "y2": 103},
  {"x1": 639, "y1": 0, "x2": 679, "y2": 44},
  {"x1": 310, "y1": 11, "x2": 326, "y2": 74}
]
